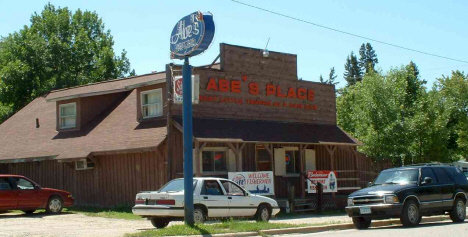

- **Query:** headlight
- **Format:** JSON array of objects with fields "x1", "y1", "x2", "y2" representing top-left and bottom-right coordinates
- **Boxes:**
[
  {"x1": 384, "y1": 195, "x2": 399, "y2": 204},
  {"x1": 347, "y1": 198, "x2": 353, "y2": 206}
]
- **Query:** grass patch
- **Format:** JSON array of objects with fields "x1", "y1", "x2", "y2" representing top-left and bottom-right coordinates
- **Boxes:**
[
  {"x1": 126, "y1": 221, "x2": 305, "y2": 237},
  {"x1": 276, "y1": 209, "x2": 346, "y2": 219},
  {"x1": 64, "y1": 205, "x2": 141, "y2": 220}
]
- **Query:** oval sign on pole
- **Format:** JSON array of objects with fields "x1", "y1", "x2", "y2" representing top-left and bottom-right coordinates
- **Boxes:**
[{"x1": 170, "y1": 11, "x2": 215, "y2": 59}]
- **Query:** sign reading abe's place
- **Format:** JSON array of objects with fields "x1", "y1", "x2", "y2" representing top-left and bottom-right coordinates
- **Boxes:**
[{"x1": 170, "y1": 11, "x2": 215, "y2": 59}]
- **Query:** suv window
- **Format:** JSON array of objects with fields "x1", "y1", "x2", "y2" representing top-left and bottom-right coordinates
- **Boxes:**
[
  {"x1": 433, "y1": 167, "x2": 452, "y2": 184},
  {"x1": 444, "y1": 167, "x2": 468, "y2": 185},
  {"x1": 421, "y1": 168, "x2": 438, "y2": 184}
]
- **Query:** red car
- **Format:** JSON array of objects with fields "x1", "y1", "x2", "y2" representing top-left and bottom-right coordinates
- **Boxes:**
[{"x1": 0, "y1": 174, "x2": 74, "y2": 214}]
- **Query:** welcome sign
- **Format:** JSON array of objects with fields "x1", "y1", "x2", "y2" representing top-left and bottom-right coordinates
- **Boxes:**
[{"x1": 228, "y1": 171, "x2": 275, "y2": 196}]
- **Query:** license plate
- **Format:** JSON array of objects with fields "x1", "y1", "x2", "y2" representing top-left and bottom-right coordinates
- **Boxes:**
[{"x1": 360, "y1": 206, "x2": 371, "y2": 214}]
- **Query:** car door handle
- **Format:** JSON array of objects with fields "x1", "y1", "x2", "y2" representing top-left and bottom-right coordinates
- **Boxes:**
[
  {"x1": 228, "y1": 197, "x2": 232, "y2": 200},
  {"x1": 203, "y1": 196, "x2": 208, "y2": 199}
]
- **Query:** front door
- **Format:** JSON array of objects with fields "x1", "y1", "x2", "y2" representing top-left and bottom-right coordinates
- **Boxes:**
[
  {"x1": 199, "y1": 180, "x2": 229, "y2": 218},
  {"x1": 10, "y1": 177, "x2": 43, "y2": 209},
  {"x1": 418, "y1": 168, "x2": 442, "y2": 211},
  {"x1": 0, "y1": 178, "x2": 18, "y2": 210},
  {"x1": 220, "y1": 180, "x2": 256, "y2": 217}
]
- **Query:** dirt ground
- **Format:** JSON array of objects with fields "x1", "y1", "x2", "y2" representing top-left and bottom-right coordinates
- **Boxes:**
[{"x1": 0, "y1": 212, "x2": 154, "y2": 237}]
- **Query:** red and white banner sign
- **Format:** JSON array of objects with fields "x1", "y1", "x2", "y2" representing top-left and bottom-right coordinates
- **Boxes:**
[
  {"x1": 173, "y1": 75, "x2": 199, "y2": 104},
  {"x1": 307, "y1": 170, "x2": 337, "y2": 193}
]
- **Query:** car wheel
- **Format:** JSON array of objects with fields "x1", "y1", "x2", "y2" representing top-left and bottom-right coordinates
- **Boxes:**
[
  {"x1": 23, "y1": 210, "x2": 36, "y2": 214},
  {"x1": 150, "y1": 217, "x2": 170, "y2": 229},
  {"x1": 46, "y1": 196, "x2": 63, "y2": 214},
  {"x1": 449, "y1": 198, "x2": 466, "y2": 223},
  {"x1": 255, "y1": 204, "x2": 271, "y2": 222},
  {"x1": 194, "y1": 207, "x2": 206, "y2": 224},
  {"x1": 352, "y1": 217, "x2": 372, "y2": 229},
  {"x1": 400, "y1": 199, "x2": 420, "y2": 227}
]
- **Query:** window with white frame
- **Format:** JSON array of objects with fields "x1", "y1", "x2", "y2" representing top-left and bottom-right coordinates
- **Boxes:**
[
  {"x1": 60, "y1": 103, "x2": 76, "y2": 129},
  {"x1": 141, "y1": 89, "x2": 163, "y2": 118}
]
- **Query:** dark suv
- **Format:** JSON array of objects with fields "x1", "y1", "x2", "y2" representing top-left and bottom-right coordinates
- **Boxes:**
[{"x1": 345, "y1": 165, "x2": 468, "y2": 229}]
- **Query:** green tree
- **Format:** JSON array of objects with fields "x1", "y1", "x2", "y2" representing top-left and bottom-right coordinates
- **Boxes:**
[
  {"x1": 358, "y1": 43, "x2": 378, "y2": 73},
  {"x1": 328, "y1": 67, "x2": 338, "y2": 85},
  {"x1": 319, "y1": 74, "x2": 325, "y2": 83},
  {"x1": 0, "y1": 3, "x2": 135, "y2": 116},
  {"x1": 343, "y1": 51, "x2": 362, "y2": 86}
]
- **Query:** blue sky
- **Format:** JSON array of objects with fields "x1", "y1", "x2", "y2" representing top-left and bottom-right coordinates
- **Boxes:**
[{"x1": 1, "y1": 0, "x2": 467, "y2": 88}]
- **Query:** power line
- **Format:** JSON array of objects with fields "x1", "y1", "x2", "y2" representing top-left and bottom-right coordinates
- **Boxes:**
[{"x1": 229, "y1": 0, "x2": 468, "y2": 64}]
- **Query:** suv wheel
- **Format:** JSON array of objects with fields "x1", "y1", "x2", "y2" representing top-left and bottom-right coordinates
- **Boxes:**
[
  {"x1": 400, "y1": 200, "x2": 420, "y2": 227},
  {"x1": 150, "y1": 217, "x2": 170, "y2": 229},
  {"x1": 449, "y1": 198, "x2": 466, "y2": 223},
  {"x1": 352, "y1": 217, "x2": 371, "y2": 229}
]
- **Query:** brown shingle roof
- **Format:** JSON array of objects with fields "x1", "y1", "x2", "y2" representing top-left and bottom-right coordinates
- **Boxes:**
[
  {"x1": 174, "y1": 117, "x2": 358, "y2": 145},
  {"x1": 45, "y1": 72, "x2": 166, "y2": 102},
  {"x1": 0, "y1": 89, "x2": 167, "y2": 162}
]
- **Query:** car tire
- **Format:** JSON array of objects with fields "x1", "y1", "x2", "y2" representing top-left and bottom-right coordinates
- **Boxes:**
[
  {"x1": 150, "y1": 217, "x2": 170, "y2": 229},
  {"x1": 352, "y1": 217, "x2": 372, "y2": 229},
  {"x1": 449, "y1": 198, "x2": 466, "y2": 223},
  {"x1": 46, "y1": 196, "x2": 63, "y2": 214},
  {"x1": 255, "y1": 204, "x2": 271, "y2": 222},
  {"x1": 23, "y1": 210, "x2": 36, "y2": 214},
  {"x1": 400, "y1": 199, "x2": 420, "y2": 227},
  {"x1": 194, "y1": 207, "x2": 206, "y2": 224}
]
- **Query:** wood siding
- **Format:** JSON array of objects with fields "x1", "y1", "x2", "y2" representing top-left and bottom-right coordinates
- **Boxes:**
[{"x1": 0, "y1": 149, "x2": 168, "y2": 206}]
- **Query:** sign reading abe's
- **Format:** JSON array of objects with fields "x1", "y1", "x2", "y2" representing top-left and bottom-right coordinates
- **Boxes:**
[{"x1": 170, "y1": 11, "x2": 215, "y2": 59}]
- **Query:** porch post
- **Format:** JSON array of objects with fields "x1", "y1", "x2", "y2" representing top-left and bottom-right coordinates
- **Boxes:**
[
  {"x1": 326, "y1": 145, "x2": 337, "y2": 198},
  {"x1": 195, "y1": 139, "x2": 201, "y2": 177},
  {"x1": 300, "y1": 144, "x2": 308, "y2": 198}
]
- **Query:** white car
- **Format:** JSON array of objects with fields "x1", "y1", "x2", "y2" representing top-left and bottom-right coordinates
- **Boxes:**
[{"x1": 132, "y1": 177, "x2": 280, "y2": 228}]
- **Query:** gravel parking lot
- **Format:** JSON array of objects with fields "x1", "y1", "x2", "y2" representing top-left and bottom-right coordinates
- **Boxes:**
[{"x1": 0, "y1": 212, "x2": 153, "y2": 237}]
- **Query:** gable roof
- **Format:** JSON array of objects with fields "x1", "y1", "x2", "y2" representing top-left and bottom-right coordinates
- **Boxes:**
[
  {"x1": 0, "y1": 89, "x2": 167, "y2": 163},
  {"x1": 45, "y1": 72, "x2": 166, "y2": 102}
]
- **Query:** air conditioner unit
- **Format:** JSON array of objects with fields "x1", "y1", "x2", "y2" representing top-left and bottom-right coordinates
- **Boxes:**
[{"x1": 75, "y1": 159, "x2": 95, "y2": 170}]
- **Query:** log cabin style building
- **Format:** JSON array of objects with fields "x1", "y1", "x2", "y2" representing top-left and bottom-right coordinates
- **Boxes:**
[{"x1": 0, "y1": 43, "x2": 388, "y2": 209}]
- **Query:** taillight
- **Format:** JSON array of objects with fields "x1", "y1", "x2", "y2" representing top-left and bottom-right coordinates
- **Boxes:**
[
  {"x1": 156, "y1": 199, "x2": 175, "y2": 205},
  {"x1": 135, "y1": 196, "x2": 145, "y2": 205}
]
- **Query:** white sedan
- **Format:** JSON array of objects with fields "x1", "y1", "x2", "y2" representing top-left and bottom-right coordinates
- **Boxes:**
[{"x1": 132, "y1": 177, "x2": 280, "y2": 228}]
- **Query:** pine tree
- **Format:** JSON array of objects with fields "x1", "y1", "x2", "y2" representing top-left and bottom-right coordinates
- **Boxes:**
[
  {"x1": 328, "y1": 67, "x2": 338, "y2": 85},
  {"x1": 358, "y1": 43, "x2": 379, "y2": 74},
  {"x1": 344, "y1": 52, "x2": 362, "y2": 86},
  {"x1": 319, "y1": 75, "x2": 325, "y2": 83}
]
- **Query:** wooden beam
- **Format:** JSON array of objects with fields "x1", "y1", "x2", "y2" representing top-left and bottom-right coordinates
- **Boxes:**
[
  {"x1": 261, "y1": 143, "x2": 273, "y2": 156},
  {"x1": 195, "y1": 139, "x2": 201, "y2": 177},
  {"x1": 226, "y1": 142, "x2": 237, "y2": 154},
  {"x1": 173, "y1": 121, "x2": 183, "y2": 133},
  {"x1": 239, "y1": 143, "x2": 246, "y2": 151},
  {"x1": 88, "y1": 156, "x2": 100, "y2": 167},
  {"x1": 200, "y1": 142, "x2": 207, "y2": 151}
]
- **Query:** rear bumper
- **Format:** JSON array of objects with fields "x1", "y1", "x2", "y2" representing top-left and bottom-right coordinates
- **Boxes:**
[
  {"x1": 345, "y1": 204, "x2": 403, "y2": 219},
  {"x1": 132, "y1": 205, "x2": 184, "y2": 217}
]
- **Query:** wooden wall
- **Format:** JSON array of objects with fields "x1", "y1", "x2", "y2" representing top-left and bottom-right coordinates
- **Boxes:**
[{"x1": 0, "y1": 149, "x2": 168, "y2": 207}]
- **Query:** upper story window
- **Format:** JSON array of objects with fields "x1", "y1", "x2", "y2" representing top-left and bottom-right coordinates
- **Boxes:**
[
  {"x1": 141, "y1": 89, "x2": 163, "y2": 118},
  {"x1": 59, "y1": 102, "x2": 76, "y2": 129}
]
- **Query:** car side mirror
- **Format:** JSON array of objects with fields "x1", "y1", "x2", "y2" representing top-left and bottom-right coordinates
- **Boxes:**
[
  {"x1": 245, "y1": 192, "x2": 249, "y2": 196},
  {"x1": 34, "y1": 185, "x2": 41, "y2": 190},
  {"x1": 368, "y1": 182, "x2": 373, "y2": 187},
  {"x1": 422, "y1": 177, "x2": 432, "y2": 185}
]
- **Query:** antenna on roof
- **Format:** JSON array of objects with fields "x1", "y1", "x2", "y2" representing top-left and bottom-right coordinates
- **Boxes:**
[{"x1": 263, "y1": 37, "x2": 270, "y2": 58}]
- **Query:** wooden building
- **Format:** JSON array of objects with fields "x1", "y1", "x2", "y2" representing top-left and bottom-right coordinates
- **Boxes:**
[{"x1": 0, "y1": 43, "x2": 388, "y2": 208}]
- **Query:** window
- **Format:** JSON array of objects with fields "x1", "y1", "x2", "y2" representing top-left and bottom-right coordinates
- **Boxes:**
[
  {"x1": 8, "y1": 178, "x2": 35, "y2": 190},
  {"x1": 373, "y1": 169, "x2": 419, "y2": 185},
  {"x1": 256, "y1": 145, "x2": 271, "y2": 171},
  {"x1": 158, "y1": 179, "x2": 197, "y2": 193},
  {"x1": 141, "y1": 89, "x2": 163, "y2": 118},
  {"x1": 202, "y1": 150, "x2": 227, "y2": 172},
  {"x1": 421, "y1": 168, "x2": 437, "y2": 184},
  {"x1": 221, "y1": 180, "x2": 245, "y2": 196},
  {"x1": 201, "y1": 180, "x2": 224, "y2": 195},
  {"x1": 285, "y1": 150, "x2": 300, "y2": 174},
  {"x1": 59, "y1": 103, "x2": 76, "y2": 129},
  {"x1": 444, "y1": 167, "x2": 468, "y2": 185},
  {"x1": 433, "y1": 167, "x2": 452, "y2": 184},
  {"x1": 0, "y1": 178, "x2": 11, "y2": 190}
]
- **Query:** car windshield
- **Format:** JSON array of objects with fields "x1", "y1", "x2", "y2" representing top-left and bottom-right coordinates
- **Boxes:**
[
  {"x1": 373, "y1": 169, "x2": 419, "y2": 185},
  {"x1": 158, "y1": 179, "x2": 197, "y2": 192}
]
